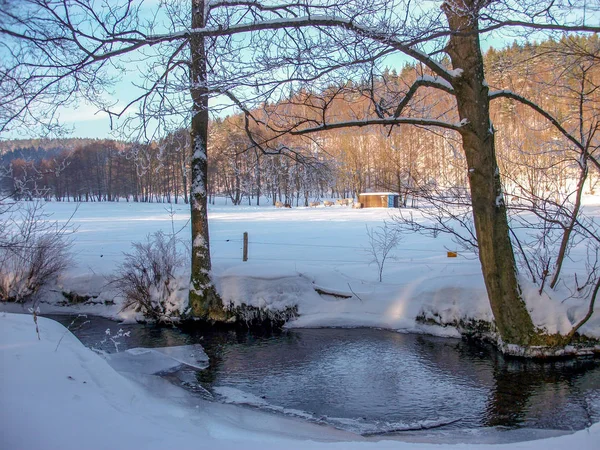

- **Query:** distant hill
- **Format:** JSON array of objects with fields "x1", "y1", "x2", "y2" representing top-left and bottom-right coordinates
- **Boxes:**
[{"x1": 0, "y1": 138, "x2": 117, "y2": 162}]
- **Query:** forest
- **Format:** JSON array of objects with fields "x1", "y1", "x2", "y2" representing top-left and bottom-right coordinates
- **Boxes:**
[{"x1": 2, "y1": 36, "x2": 597, "y2": 207}]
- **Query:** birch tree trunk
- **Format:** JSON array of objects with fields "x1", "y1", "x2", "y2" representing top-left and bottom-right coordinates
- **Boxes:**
[
  {"x1": 189, "y1": 0, "x2": 225, "y2": 320},
  {"x1": 443, "y1": 0, "x2": 535, "y2": 346}
]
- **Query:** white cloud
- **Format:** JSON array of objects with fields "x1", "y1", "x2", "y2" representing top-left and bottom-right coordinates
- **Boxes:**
[{"x1": 56, "y1": 102, "x2": 108, "y2": 123}]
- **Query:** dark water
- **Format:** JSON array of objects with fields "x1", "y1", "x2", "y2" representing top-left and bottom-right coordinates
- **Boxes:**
[{"x1": 50, "y1": 315, "x2": 600, "y2": 435}]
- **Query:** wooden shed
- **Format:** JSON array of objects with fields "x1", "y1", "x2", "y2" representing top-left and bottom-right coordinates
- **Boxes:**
[{"x1": 358, "y1": 192, "x2": 400, "y2": 208}]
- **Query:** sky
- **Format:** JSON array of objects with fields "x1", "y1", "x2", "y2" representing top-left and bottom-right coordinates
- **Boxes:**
[
  {"x1": 2, "y1": 1, "x2": 544, "y2": 142},
  {"x1": 51, "y1": 34, "x2": 515, "y2": 141}
]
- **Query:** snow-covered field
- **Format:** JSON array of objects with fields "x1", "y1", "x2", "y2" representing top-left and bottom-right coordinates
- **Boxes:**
[{"x1": 4, "y1": 196, "x2": 600, "y2": 339}]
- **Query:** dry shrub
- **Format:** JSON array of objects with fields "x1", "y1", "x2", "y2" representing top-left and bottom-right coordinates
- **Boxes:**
[
  {"x1": 112, "y1": 231, "x2": 184, "y2": 322},
  {"x1": 0, "y1": 201, "x2": 73, "y2": 302}
]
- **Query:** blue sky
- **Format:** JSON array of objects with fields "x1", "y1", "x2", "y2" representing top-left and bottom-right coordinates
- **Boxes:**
[
  {"x1": 4, "y1": 0, "x2": 526, "y2": 142},
  {"x1": 57, "y1": 32, "x2": 514, "y2": 140}
]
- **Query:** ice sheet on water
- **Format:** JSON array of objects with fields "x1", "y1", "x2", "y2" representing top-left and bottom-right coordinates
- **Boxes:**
[
  {"x1": 106, "y1": 348, "x2": 183, "y2": 375},
  {"x1": 323, "y1": 416, "x2": 462, "y2": 436},
  {"x1": 152, "y1": 344, "x2": 209, "y2": 370},
  {"x1": 167, "y1": 369, "x2": 214, "y2": 399},
  {"x1": 214, "y1": 386, "x2": 314, "y2": 420},
  {"x1": 105, "y1": 344, "x2": 209, "y2": 375},
  {"x1": 587, "y1": 391, "x2": 600, "y2": 424},
  {"x1": 213, "y1": 385, "x2": 461, "y2": 436}
]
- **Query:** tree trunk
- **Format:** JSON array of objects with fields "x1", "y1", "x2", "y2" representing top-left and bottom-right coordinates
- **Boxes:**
[
  {"x1": 181, "y1": 154, "x2": 189, "y2": 204},
  {"x1": 255, "y1": 150, "x2": 261, "y2": 206},
  {"x1": 188, "y1": 0, "x2": 225, "y2": 320},
  {"x1": 443, "y1": 0, "x2": 535, "y2": 346}
]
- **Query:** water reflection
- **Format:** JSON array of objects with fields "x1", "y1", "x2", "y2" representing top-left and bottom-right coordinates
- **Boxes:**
[
  {"x1": 49, "y1": 315, "x2": 600, "y2": 432},
  {"x1": 484, "y1": 358, "x2": 599, "y2": 429}
]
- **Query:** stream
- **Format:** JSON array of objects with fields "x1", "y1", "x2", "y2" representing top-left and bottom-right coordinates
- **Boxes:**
[{"x1": 49, "y1": 314, "x2": 600, "y2": 439}]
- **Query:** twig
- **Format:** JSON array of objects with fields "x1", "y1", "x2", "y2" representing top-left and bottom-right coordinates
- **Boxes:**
[
  {"x1": 567, "y1": 276, "x2": 600, "y2": 340},
  {"x1": 347, "y1": 283, "x2": 364, "y2": 302},
  {"x1": 55, "y1": 314, "x2": 90, "y2": 351}
]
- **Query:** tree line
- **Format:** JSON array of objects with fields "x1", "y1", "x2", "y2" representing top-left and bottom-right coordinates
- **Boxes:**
[{"x1": 1, "y1": 37, "x2": 597, "y2": 206}]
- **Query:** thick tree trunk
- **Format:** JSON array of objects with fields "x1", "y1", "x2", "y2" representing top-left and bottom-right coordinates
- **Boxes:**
[
  {"x1": 188, "y1": 0, "x2": 225, "y2": 320},
  {"x1": 443, "y1": 1, "x2": 535, "y2": 346}
]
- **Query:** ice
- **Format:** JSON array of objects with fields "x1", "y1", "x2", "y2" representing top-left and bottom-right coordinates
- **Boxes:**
[
  {"x1": 170, "y1": 370, "x2": 214, "y2": 399},
  {"x1": 326, "y1": 416, "x2": 462, "y2": 436},
  {"x1": 105, "y1": 348, "x2": 184, "y2": 375},
  {"x1": 105, "y1": 344, "x2": 209, "y2": 375},
  {"x1": 214, "y1": 386, "x2": 316, "y2": 420},
  {"x1": 153, "y1": 344, "x2": 209, "y2": 370},
  {"x1": 214, "y1": 386, "x2": 270, "y2": 407},
  {"x1": 213, "y1": 385, "x2": 462, "y2": 436}
]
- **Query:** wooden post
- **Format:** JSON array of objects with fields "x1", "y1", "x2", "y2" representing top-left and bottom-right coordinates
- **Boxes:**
[{"x1": 243, "y1": 232, "x2": 248, "y2": 262}]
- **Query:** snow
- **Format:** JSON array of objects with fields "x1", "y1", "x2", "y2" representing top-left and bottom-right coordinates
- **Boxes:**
[
  {"x1": 495, "y1": 193, "x2": 504, "y2": 207},
  {"x1": 2, "y1": 196, "x2": 600, "y2": 446},
  {"x1": 416, "y1": 74, "x2": 454, "y2": 91},
  {"x1": 2, "y1": 312, "x2": 599, "y2": 449},
  {"x1": 519, "y1": 277, "x2": 574, "y2": 335},
  {"x1": 448, "y1": 68, "x2": 464, "y2": 78},
  {"x1": 193, "y1": 137, "x2": 207, "y2": 161},
  {"x1": 2, "y1": 197, "x2": 599, "y2": 339}
]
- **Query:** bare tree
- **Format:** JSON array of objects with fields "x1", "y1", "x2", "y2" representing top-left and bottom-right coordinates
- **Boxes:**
[
  {"x1": 221, "y1": 0, "x2": 598, "y2": 346},
  {"x1": 1, "y1": 0, "x2": 420, "y2": 320},
  {"x1": 0, "y1": 0, "x2": 342, "y2": 319},
  {"x1": 366, "y1": 222, "x2": 402, "y2": 282}
]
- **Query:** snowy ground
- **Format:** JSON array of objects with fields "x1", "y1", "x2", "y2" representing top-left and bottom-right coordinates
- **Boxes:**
[
  {"x1": 3, "y1": 196, "x2": 600, "y2": 339},
  {"x1": 2, "y1": 312, "x2": 599, "y2": 450}
]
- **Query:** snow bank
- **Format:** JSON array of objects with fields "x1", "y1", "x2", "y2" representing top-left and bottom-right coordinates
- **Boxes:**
[
  {"x1": 1, "y1": 313, "x2": 599, "y2": 449},
  {"x1": 520, "y1": 277, "x2": 575, "y2": 335}
]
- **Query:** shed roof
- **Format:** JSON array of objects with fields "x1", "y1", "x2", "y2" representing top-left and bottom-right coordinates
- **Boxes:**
[{"x1": 359, "y1": 192, "x2": 399, "y2": 196}]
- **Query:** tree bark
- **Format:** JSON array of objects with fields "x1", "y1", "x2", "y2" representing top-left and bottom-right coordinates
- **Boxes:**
[
  {"x1": 188, "y1": 0, "x2": 225, "y2": 320},
  {"x1": 443, "y1": 0, "x2": 535, "y2": 346}
]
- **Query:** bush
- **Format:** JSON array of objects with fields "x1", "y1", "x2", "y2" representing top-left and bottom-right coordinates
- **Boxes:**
[
  {"x1": 0, "y1": 201, "x2": 73, "y2": 302},
  {"x1": 112, "y1": 231, "x2": 185, "y2": 323}
]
